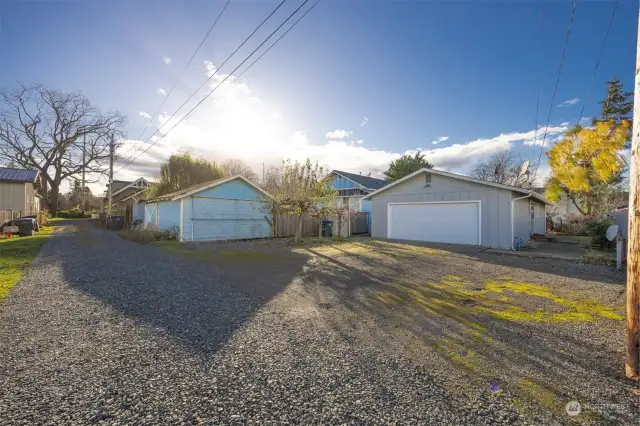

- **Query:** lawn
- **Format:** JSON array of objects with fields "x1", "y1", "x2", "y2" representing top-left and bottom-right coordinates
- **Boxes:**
[{"x1": 0, "y1": 224, "x2": 55, "y2": 299}]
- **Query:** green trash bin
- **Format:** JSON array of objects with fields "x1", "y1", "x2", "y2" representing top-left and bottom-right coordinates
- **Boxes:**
[{"x1": 321, "y1": 220, "x2": 333, "y2": 237}]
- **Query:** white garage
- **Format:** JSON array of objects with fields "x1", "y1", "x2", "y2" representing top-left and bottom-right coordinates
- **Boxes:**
[
  {"x1": 388, "y1": 201, "x2": 480, "y2": 245},
  {"x1": 363, "y1": 168, "x2": 551, "y2": 250}
]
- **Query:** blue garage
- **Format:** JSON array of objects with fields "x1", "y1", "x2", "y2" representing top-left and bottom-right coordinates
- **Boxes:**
[{"x1": 141, "y1": 175, "x2": 272, "y2": 242}]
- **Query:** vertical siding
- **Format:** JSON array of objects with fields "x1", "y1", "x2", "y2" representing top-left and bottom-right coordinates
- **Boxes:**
[
  {"x1": 512, "y1": 197, "x2": 531, "y2": 245},
  {"x1": 157, "y1": 200, "x2": 181, "y2": 230},
  {"x1": 361, "y1": 199, "x2": 373, "y2": 232},
  {"x1": 180, "y1": 178, "x2": 272, "y2": 242},
  {"x1": 182, "y1": 197, "x2": 271, "y2": 241},
  {"x1": 370, "y1": 173, "x2": 514, "y2": 249},
  {"x1": 0, "y1": 182, "x2": 28, "y2": 213}
]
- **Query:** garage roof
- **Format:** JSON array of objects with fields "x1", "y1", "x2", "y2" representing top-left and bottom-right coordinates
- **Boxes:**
[
  {"x1": 361, "y1": 168, "x2": 552, "y2": 205},
  {"x1": 144, "y1": 175, "x2": 271, "y2": 203},
  {"x1": 0, "y1": 167, "x2": 39, "y2": 183}
]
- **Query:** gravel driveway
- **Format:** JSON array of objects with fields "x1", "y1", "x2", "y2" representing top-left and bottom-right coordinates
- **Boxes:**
[{"x1": 0, "y1": 221, "x2": 637, "y2": 425}]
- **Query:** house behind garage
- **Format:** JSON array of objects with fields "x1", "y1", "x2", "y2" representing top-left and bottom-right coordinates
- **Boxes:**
[
  {"x1": 362, "y1": 168, "x2": 551, "y2": 250},
  {"x1": 140, "y1": 175, "x2": 272, "y2": 242}
]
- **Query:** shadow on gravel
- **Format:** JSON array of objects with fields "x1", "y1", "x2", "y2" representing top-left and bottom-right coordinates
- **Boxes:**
[
  {"x1": 372, "y1": 238, "x2": 626, "y2": 286},
  {"x1": 295, "y1": 242, "x2": 637, "y2": 424},
  {"x1": 59, "y1": 221, "x2": 309, "y2": 357}
]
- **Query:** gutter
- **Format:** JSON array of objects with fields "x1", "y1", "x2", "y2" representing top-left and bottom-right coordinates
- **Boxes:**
[{"x1": 511, "y1": 193, "x2": 532, "y2": 250}]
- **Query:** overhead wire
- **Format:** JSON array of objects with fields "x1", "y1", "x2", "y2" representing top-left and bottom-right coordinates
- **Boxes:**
[
  {"x1": 115, "y1": 0, "x2": 289, "y2": 171},
  {"x1": 118, "y1": 0, "x2": 232, "y2": 162},
  {"x1": 531, "y1": 8, "x2": 545, "y2": 164},
  {"x1": 119, "y1": 0, "x2": 318, "y2": 171},
  {"x1": 576, "y1": 0, "x2": 618, "y2": 126},
  {"x1": 533, "y1": 0, "x2": 577, "y2": 175}
]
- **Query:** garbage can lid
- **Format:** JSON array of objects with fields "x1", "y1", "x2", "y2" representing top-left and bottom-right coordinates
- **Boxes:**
[{"x1": 322, "y1": 220, "x2": 333, "y2": 224}]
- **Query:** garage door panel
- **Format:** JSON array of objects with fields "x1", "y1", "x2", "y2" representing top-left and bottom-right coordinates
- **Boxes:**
[
  {"x1": 388, "y1": 202, "x2": 480, "y2": 245},
  {"x1": 192, "y1": 198, "x2": 271, "y2": 241}
]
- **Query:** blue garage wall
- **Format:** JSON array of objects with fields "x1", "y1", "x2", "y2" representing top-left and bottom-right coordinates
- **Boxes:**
[
  {"x1": 181, "y1": 178, "x2": 272, "y2": 242},
  {"x1": 157, "y1": 200, "x2": 181, "y2": 230},
  {"x1": 196, "y1": 179, "x2": 266, "y2": 200}
]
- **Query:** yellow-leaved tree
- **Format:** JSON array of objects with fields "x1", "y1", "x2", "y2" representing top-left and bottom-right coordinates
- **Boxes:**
[{"x1": 546, "y1": 120, "x2": 629, "y2": 216}]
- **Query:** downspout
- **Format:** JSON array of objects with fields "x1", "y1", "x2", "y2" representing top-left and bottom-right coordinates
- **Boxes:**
[{"x1": 511, "y1": 193, "x2": 532, "y2": 250}]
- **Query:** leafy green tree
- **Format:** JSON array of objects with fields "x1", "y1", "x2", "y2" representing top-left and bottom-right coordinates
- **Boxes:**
[
  {"x1": 149, "y1": 153, "x2": 225, "y2": 197},
  {"x1": 383, "y1": 151, "x2": 433, "y2": 182}
]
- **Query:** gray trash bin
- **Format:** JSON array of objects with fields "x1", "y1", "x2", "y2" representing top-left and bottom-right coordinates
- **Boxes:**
[{"x1": 10, "y1": 218, "x2": 36, "y2": 236}]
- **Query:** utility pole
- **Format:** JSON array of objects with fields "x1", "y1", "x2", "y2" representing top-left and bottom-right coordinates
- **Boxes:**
[
  {"x1": 626, "y1": 4, "x2": 640, "y2": 380},
  {"x1": 81, "y1": 131, "x2": 86, "y2": 214},
  {"x1": 108, "y1": 134, "x2": 114, "y2": 214}
]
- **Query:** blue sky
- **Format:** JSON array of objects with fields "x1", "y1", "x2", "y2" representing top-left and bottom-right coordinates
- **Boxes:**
[{"x1": 1, "y1": 0, "x2": 637, "y2": 187}]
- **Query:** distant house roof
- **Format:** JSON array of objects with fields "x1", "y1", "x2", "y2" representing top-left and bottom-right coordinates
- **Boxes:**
[
  {"x1": 0, "y1": 167, "x2": 40, "y2": 184},
  {"x1": 361, "y1": 168, "x2": 553, "y2": 205},
  {"x1": 331, "y1": 170, "x2": 388, "y2": 190},
  {"x1": 143, "y1": 175, "x2": 270, "y2": 203}
]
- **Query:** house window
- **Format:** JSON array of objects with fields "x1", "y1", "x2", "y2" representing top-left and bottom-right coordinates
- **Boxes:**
[{"x1": 425, "y1": 173, "x2": 432, "y2": 187}]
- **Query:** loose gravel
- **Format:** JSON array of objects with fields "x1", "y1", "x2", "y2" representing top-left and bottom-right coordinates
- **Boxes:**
[{"x1": 0, "y1": 222, "x2": 636, "y2": 425}]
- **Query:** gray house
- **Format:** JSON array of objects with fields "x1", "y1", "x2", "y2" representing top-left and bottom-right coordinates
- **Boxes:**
[{"x1": 361, "y1": 168, "x2": 551, "y2": 250}]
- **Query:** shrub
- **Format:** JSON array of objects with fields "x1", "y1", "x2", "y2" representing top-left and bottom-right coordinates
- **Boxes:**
[
  {"x1": 585, "y1": 217, "x2": 615, "y2": 249},
  {"x1": 56, "y1": 207, "x2": 91, "y2": 218},
  {"x1": 552, "y1": 214, "x2": 593, "y2": 235},
  {"x1": 119, "y1": 225, "x2": 179, "y2": 244}
]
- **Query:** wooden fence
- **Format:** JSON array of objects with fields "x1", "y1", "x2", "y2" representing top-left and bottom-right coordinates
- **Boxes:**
[
  {"x1": 274, "y1": 213, "x2": 319, "y2": 237},
  {"x1": 0, "y1": 210, "x2": 22, "y2": 225}
]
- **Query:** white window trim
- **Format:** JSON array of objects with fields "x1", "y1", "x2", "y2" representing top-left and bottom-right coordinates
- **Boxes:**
[{"x1": 387, "y1": 200, "x2": 482, "y2": 246}]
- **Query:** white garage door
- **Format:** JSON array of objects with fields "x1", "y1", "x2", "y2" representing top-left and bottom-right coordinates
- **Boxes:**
[{"x1": 388, "y1": 201, "x2": 480, "y2": 245}]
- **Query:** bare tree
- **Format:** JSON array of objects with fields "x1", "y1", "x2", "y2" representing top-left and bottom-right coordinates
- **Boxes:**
[
  {"x1": 0, "y1": 85, "x2": 125, "y2": 215},
  {"x1": 469, "y1": 151, "x2": 535, "y2": 188},
  {"x1": 263, "y1": 159, "x2": 336, "y2": 244},
  {"x1": 221, "y1": 158, "x2": 259, "y2": 182}
]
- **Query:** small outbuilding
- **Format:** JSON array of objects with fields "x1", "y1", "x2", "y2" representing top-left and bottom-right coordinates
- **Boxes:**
[
  {"x1": 141, "y1": 175, "x2": 272, "y2": 242},
  {"x1": 361, "y1": 168, "x2": 552, "y2": 250}
]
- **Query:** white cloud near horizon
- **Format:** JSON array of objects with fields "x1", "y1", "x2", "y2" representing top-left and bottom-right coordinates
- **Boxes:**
[
  {"x1": 431, "y1": 136, "x2": 449, "y2": 145},
  {"x1": 139, "y1": 111, "x2": 152, "y2": 119},
  {"x1": 558, "y1": 97, "x2": 580, "y2": 107},
  {"x1": 325, "y1": 129, "x2": 352, "y2": 139},
  {"x1": 157, "y1": 88, "x2": 167, "y2": 96},
  {"x1": 163, "y1": 56, "x2": 172, "y2": 65},
  {"x1": 113, "y1": 62, "x2": 569, "y2": 184}
]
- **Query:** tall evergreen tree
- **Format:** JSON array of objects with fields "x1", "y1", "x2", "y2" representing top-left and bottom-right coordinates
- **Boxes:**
[{"x1": 383, "y1": 152, "x2": 434, "y2": 182}]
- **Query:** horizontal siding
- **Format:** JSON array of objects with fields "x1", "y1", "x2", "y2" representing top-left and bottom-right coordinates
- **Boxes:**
[{"x1": 330, "y1": 175, "x2": 361, "y2": 190}]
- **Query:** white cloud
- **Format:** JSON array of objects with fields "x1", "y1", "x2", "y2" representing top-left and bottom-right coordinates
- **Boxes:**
[
  {"x1": 360, "y1": 117, "x2": 368, "y2": 127},
  {"x1": 522, "y1": 123, "x2": 571, "y2": 146},
  {"x1": 139, "y1": 111, "x2": 152, "y2": 120},
  {"x1": 431, "y1": 136, "x2": 449, "y2": 145},
  {"x1": 558, "y1": 98, "x2": 580, "y2": 107},
  {"x1": 157, "y1": 88, "x2": 167, "y2": 96},
  {"x1": 325, "y1": 130, "x2": 352, "y2": 139},
  {"x1": 114, "y1": 61, "x2": 569, "y2": 183},
  {"x1": 163, "y1": 56, "x2": 172, "y2": 65}
]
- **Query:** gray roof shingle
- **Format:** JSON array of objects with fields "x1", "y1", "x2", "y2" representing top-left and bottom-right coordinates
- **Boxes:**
[
  {"x1": 0, "y1": 167, "x2": 39, "y2": 183},
  {"x1": 332, "y1": 170, "x2": 388, "y2": 190}
]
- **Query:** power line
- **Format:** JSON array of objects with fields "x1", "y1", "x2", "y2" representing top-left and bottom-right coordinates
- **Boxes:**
[
  {"x1": 531, "y1": 8, "x2": 545, "y2": 163},
  {"x1": 576, "y1": 0, "x2": 618, "y2": 125},
  {"x1": 239, "y1": 0, "x2": 322, "y2": 77},
  {"x1": 119, "y1": 0, "x2": 232, "y2": 162},
  {"x1": 119, "y1": 0, "x2": 317, "y2": 172},
  {"x1": 533, "y1": 0, "x2": 577, "y2": 174},
  {"x1": 115, "y1": 0, "x2": 289, "y2": 171}
]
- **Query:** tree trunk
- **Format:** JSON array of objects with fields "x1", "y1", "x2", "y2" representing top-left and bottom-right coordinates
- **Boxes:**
[
  {"x1": 295, "y1": 212, "x2": 304, "y2": 244},
  {"x1": 49, "y1": 185, "x2": 60, "y2": 216}
]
